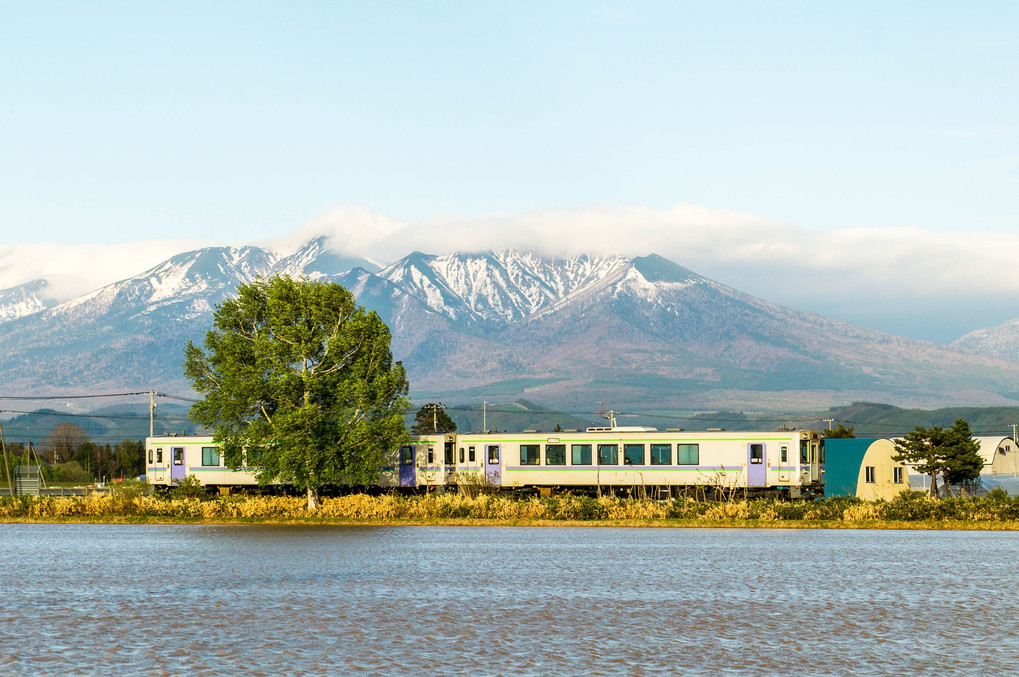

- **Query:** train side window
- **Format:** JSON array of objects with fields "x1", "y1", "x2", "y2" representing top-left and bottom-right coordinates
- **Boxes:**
[
  {"x1": 800, "y1": 442, "x2": 809, "y2": 464},
  {"x1": 172, "y1": 447, "x2": 184, "y2": 466},
  {"x1": 156, "y1": 449, "x2": 163, "y2": 463},
  {"x1": 201, "y1": 446, "x2": 220, "y2": 466},
  {"x1": 781, "y1": 446, "x2": 788, "y2": 463},
  {"x1": 597, "y1": 444, "x2": 618, "y2": 465},
  {"x1": 677, "y1": 444, "x2": 699, "y2": 465},
  {"x1": 428, "y1": 448, "x2": 434, "y2": 464},
  {"x1": 520, "y1": 444, "x2": 540, "y2": 465},
  {"x1": 459, "y1": 448, "x2": 465, "y2": 463},
  {"x1": 650, "y1": 444, "x2": 671, "y2": 465},
  {"x1": 148, "y1": 450, "x2": 153, "y2": 464},
  {"x1": 750, "y1": 444, "x2": 764, "y2": 464},
  {"x1": 469, "y1": 446, "x2": 476, "y2": 463},
  {"x1": 400, "y1": 446, "x2": 414, "y2": 465},
  {"x1": 488, "y1": 445, "x2": 500, "y2": 464},
  {"x1": 571, "y1": 444, "x2": 592, "y2": 465},
  {"x1": 545, "y1": 444, "x2": 566, "y2": 465},
  {"x1": 624, "y1": 444, "x2": 644, "y2": 466}
]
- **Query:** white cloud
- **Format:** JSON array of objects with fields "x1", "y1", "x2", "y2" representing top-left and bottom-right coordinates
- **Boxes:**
[{"x1": 0, "y1": 239, "x2": 218, "y2": 300}]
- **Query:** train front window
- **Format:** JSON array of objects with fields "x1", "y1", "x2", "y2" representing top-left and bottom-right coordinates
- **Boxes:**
[
  {"x1": 545, "y1": 444, "x2": 566, "y2": 465},
  {"x1": 650, "y1": 444, "x2": 671, "y2": 465},
  {"x1": 571, "y1": 444, "x2": 592, "y2": 465},
  {"x1": 445, "y1": 443, "x2": 455, "y2": 465},
  {"x1": 624, "y1": 444, "x2": 644, "y2": 466},
  {"x1": 598, "y1": 444, "x2": 618, "y2": 465}
]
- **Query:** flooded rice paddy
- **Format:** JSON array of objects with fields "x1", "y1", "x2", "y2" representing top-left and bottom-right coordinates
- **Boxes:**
[{"x1": 1, "y1": 524, "x2": 1017, "y2": 675}]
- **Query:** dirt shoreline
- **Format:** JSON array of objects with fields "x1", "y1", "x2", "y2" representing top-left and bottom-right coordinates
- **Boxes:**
[{"x1": 4, "y1": 516, "x2": 1019, "y2": 530}]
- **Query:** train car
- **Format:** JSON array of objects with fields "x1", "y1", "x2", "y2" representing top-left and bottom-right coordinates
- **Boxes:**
[
  {"x1": 145, "y1": 427, "x2": 824, "y2": 498},
  {"x1": 444, "y1": 427, "x2": 824, "y2": 498},
  {"x1": 146, "y1": 435, "x2": 259, "y2": 492},
  {"x1": 146, "y1": 435, "x2": 428, "y2": 493}
]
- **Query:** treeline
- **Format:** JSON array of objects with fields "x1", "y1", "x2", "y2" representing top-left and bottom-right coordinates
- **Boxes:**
[{"x1": 2, "y1": 422, "x2": 144, "y2": 484}]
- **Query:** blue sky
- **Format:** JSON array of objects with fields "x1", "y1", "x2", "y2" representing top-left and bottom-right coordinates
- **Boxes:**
[{"x1": 1, "y1": 1, "x2": 1017, "y2": 341}]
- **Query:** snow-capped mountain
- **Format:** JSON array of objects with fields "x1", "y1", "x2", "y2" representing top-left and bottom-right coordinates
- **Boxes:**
[
  {"x1": 953, "y1": 320, "x2": 1019, "y2": 363},
  {"x1": 0, "y1": 279, "x2": 57, "y2": 322},
  {"x1": 2, "y1": 238, "x2": 1019, "y2": 411}
]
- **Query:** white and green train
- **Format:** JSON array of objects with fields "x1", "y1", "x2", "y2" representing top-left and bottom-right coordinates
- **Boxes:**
[{"x1": 146, "y1": 427, "x2": 824, "y2": 498}]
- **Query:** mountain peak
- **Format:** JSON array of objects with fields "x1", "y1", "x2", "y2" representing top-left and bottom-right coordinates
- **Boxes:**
[{"x1": 632, "y1": 254, "x2": 703, "y2": 284}]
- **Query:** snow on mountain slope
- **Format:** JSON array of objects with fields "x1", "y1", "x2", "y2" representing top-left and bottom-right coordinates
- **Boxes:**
[
  {"x1": 377, "y1": 251, "x2": 634, "y2": 322},
  {"x1": 953, "y1": 320, "x2": 1019, "y2": 363},
  {"x1": 0, "y1": 279, "x2": 57, "y2": 321}
]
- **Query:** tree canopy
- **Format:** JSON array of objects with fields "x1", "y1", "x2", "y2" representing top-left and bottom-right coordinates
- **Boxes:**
[
  {"x1": 892, "y1": 418, "x2": 983, "y2": 497},
  {"x1": 183, "y1": 276, "x2": 410, "y2": 508},
  {"x1": 824, "y1": 424, "x2": 856, "y2": 439},
  {"x1": 411, "y1": 403, "x2": 457, "y2": 434}
]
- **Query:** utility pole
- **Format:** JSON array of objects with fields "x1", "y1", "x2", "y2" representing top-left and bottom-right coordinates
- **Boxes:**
[
  {"x1": 823, "y1": 418, "x2": 835, "y2": 431},
  {"x1": 430, "y1": 403, "x2": 445, "y2": 433},
  {"x1": 1011, "y1": 423, "x2": 1017, "y2": 442},
  {"x1": 483, "y1": 401, "x2": 488, "y2": 433},
  {"x1": 0, "y1": 416, "x2": 11, "y2": 496},
  {"x1": 149, "y1": 390, "x2": 157, "y2": 438}
]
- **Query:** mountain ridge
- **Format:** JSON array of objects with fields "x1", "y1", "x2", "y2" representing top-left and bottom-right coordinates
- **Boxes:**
[{"x1": 1, "y1": 240, "x2": 1018, "y2": 411}]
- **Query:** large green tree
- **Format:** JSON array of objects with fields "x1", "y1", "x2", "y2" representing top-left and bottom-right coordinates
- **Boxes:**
[
  {"x1": 893, "y1": 418, "x2": 983, "y2": 498},
  {"x1": 183, "y1": 276, "x2": 410, "y2": 509},
  {"x1": 411, "y1": 403, "x2": 457, "y2": 434}
]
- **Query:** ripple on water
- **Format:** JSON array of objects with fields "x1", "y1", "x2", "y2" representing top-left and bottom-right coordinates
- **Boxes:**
[{"x1": 1, "y1": 526, "x2": 1018, "y2": 675}]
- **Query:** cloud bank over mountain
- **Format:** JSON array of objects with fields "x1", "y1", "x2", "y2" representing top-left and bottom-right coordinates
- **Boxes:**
[{"x1": 2, "y1": 203, "x2": 1015, "y2": 343}]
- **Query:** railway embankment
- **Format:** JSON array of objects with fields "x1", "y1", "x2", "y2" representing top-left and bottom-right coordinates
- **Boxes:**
[{"x1": 4, "y1": 491, "x2": 1019, "y2": 529}]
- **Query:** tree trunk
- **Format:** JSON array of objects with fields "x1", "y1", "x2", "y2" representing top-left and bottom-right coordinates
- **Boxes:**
[
  {"x1": 929, "y1": 471, "x2": 940, "y2": 498},
  {"x1": 306, "y1": 486, "x2": 319, "y2": 511}
]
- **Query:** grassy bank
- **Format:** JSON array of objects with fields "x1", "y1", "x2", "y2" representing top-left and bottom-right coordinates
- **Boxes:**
[{"x1": 4, "y1": 491, "x2": 1019, "y2": 529}]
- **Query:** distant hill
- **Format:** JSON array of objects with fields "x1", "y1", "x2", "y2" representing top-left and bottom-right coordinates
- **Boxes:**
[{"x1": 822, "y1": 402, "x2": 1019, "y2": 439}]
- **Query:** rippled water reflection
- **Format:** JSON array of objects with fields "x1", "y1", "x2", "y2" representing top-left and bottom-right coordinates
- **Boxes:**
[{"x1": 1, "y1": 525, "x2": 1017, "y2": 675}]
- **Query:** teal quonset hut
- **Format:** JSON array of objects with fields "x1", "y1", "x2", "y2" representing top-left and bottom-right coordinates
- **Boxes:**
[{"x1": 824, "y1": 438, "x2": 910, "y2": 500}]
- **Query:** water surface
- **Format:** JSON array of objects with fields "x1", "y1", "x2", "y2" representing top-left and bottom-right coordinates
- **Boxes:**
[{"x1": 1, "y1": 525, "x2": 1016, "y2": 675}]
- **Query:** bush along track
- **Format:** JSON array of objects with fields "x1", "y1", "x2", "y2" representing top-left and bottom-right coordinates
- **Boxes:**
[{"x1": 4, "y1": 490, "x2": 1019, "y2": 527}]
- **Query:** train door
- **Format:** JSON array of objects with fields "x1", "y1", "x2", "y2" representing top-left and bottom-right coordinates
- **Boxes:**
[
  {"x1": 747, "y1": 443, "x2": 766, "y2": 487},
  {"x1": 444, "y1": 437, "x2": 456, "y2": 483},
  {"x1": 399, "y1": 445, "x2": 415, "y2": 487},
  {"x1": 170, "y1": 446, "x2": 187, "y2": 484},
  {"x1": 778, "y1": 444, "x2": 790, "y2": 483},
  {"x1": 485, "y1": 445, "x2": 502, "y2": 486},
  {"x1": 153, "y1": 446, "x2": 166, "y2": 483}
]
